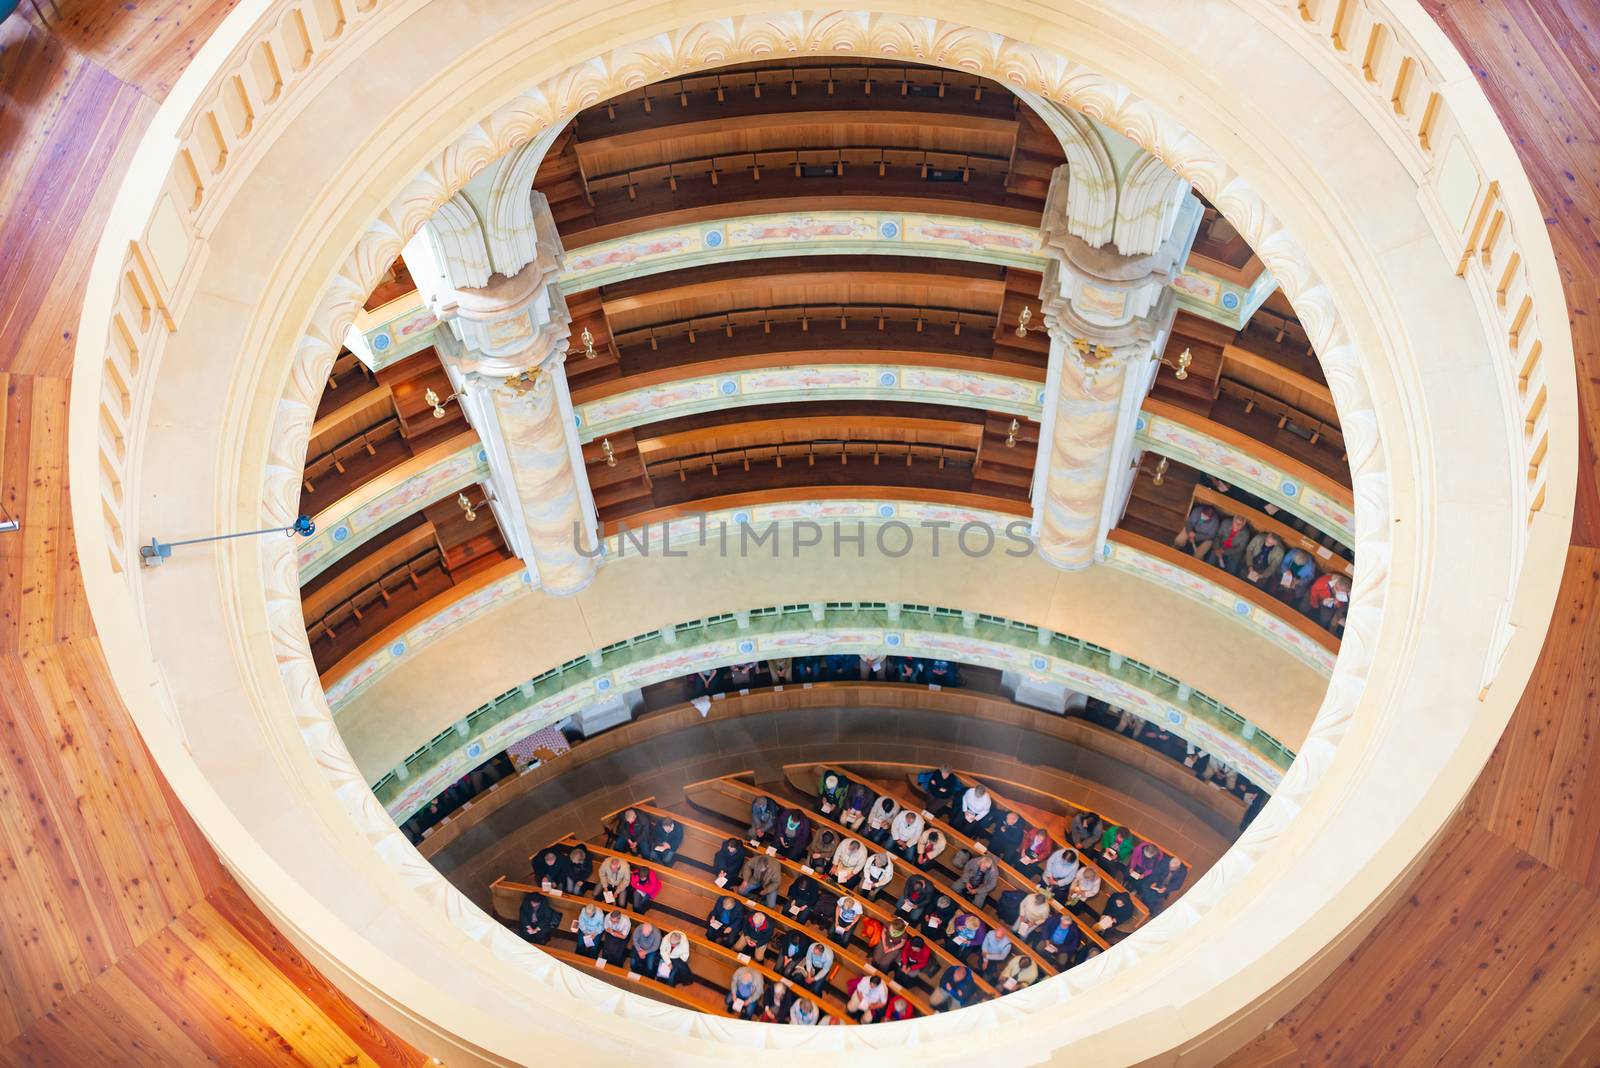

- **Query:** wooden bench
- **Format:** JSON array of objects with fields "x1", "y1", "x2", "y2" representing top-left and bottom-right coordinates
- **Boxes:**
[
  {"x1": 490, "y1": 874, "x2": 854, "y2": 1023},
  {"x1": 685, "y1": 772, "x2": 1058, "y2": 978},
  {"x1": 786, "y1": 763, "x2": 1109, "y2": 952},
  {"x1": 611, "y1": 799, "x2": 987, "y2": 998}
]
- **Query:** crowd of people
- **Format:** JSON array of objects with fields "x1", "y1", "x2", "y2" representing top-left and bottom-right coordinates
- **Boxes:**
[
  {"x1": 508, "y1": 761, "x2": 1200, "y2": 1024},
  {"x1": 686, "y1": 655, "x2": 961, "y2": 699},
  {"x1": 1173, "y1": 493, "x2": 1351, "y2": 637}
]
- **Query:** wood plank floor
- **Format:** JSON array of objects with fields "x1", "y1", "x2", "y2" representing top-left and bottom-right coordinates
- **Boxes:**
[{"x1": 0, "y1": 0, "x2": 1593, "y2": 1064}]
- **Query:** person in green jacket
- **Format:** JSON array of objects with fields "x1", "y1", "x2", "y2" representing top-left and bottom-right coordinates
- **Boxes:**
[
  {"x1": 817, "y1": 770, "x2": 849, "y2": 816},
  {"x1": 1098, "y1": 824, "x2": 1135, "y2": 871}
]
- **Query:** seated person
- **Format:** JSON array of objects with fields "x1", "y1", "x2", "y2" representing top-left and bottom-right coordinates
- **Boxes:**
[
  {"x1": 832, "y1": 896, "x2": 865, "y2": 948},
  {"x1": 1069, "y1": 811, "x2": 1103, "y2": 851},
  {"x1": 738, "y1": 853, "x2": 781, "y2": 908},
  {"x1": 564, "y1": 844, "x2": 592, "y2": 895},
  {"x1": 893, "y1": 657, "x2": 924, "y2": 685},
  {"x1": 704, "y1": 896, "x2": 745, "y2": 946},
  {"x1": 998, "y1": 952, "x2": 1041, "y2": 992},
  {"x1": 628, "y1": 922, "x2": 661, "y2": 975},
  {"x1": 1066, "y1": 865, "x2": 1102, "y2": 907},
  {"x1": 1127, "y1": 842, "x2": 1165, "y2": 887},
  {"x1": 1142, "y1": 855, "x2": 1189, "y2": 909},
  {"x1": 870, "y1": 917, "x2": 912, "y2": 972},
  {"x1": 845, "y1": 974, "x2": 890, "y2": 1024},
  {"x1": 774, "y1": 809, "x2": 812, "y2": 861},
  {"x1": 1037, "y1": 911, "x2": 1082, "y2": 967},
  {"x1": 784, "y1": 873, "x2": 823, "y2": 924},
  {"x1": 859, "y1": 850, "x2": 896, "y2": 901},
  {"x1": 1016, "y1": 826, "x2": 1051, "y2": 873},
  {"x1": 647, "y1": 816, "x2": 683, "y2": 866},
  {"x1": 896, "y1": 874, "x2": 936, "y2": 923},
  {"x1": 955, "y1": 785, "x2": 994, "y2": 836},
  {"x1": 772, "y1": 929, "x2": 809, "y2": 976},
  {"x1": 860, "y1": 654, "x2": 888, "y2": 680},
  {"x1": 726, "y1": 966, "x2": 765, "y2": 1019},
  {"x1": 916, "y1": 765, "x2": 962, "y2": 816},
  {"x1": 710, "y1": 837, "x2": 744, "y2": 888},
  {"x1": 652, "y1": 930, "x2": 691, "y2": 985},
  {"x1": 793, "y1": 656, "x2": 821, "y2": 682},
  {"x1": 573, "y1": 903, "x2": 605, "y2": 958},
  {"x1": 830, "y1": 838, "x2": 869, "y2": 887},
  {"x1": 1012, "y1": 891, "x2": 1053, "y2": 943},
  {"x1": 1207, "y1": 513, "x2": 1253, "y2": 572},
  {"x1": 600, "y1": 909, "x2": 632, "y2": 965},
  {"x1": 629, "y1": 864, "x2": 661, "y2": 913},
  {"x1": 930, "y1": 965, "x2": 977, "y2": 1012},
  {"x1": 978, "y1": 926, "x2": 1014, "y2": 981},
  {"x1": 864, "y1": 794, "x2": 901, "y2": 845},
  {"x1": 899, "y1": 935, "x2": 935, "y2": 983},
  {"x1": 921, "y1": 894, "x2": 958, "y2": 937},
  {"x1": 788, "y1": 997, "x2": 822, "y2": 1026},
  {"x1": 1241, "y1": 530, "x2": 1286, "y2": 585},
  {"x1": 755, "y1": 978, "x2": 794, "y2": 1024},
  {"x1": 824, "y1": 653, "x2": 860, "y2": 679},
  {"x1": 985, "y1": 810, "x2": 1026, "y2": 861},
  {"x1": 817, "y1": 771, "x2": 849, "y2": 816},
  {"x1": 888, "y1": 808, "x2": 925, "y2": 858},
  {"x1": 1274, "y1": 548, "x2": 1318, "y2": 604},
  {"x1": 611, "y1": 809, "x2": 651, "y2": 856},
  {"x1": 1041, "y1": 847, "x2": 1081, "y2": 903},
  {"x1": 914, "y1": 827, "x2": 948, "y2": 868},
  {"x1": 1173, "y1": 502, "x2": 1222, "y2": 558},
  {"x1": 747, "y1": 796, "x2": 778, "y2": 842},
  {"x1": 838, "y1": 783, "x2": 873, "y2": 831},
  {"x1": 882, "y1": 996, "x2": 916, "y2": 1022},
  {"x1": 955, "y1": 855, "x2": 999, "y2": 908},
  {"x1": 805, "y1": 828, "x2": 841, "y2": 872},
  {"x1": 595, "y1": 855, "x2": 631, "y2": 906},
  {"x1": 1095, "y1": 891, "x2": 1136, "y2": 933},
  {"x1": 1098, "y1": 824, "x2": 1137, "y2": 872},
  {"x1": 766, "y1": 657, "x2": 792, "y2": 685},
  {"x1": 731, "y1": 910, "x2": 775, "y2": 960},
  {"x1": 945, "y1": 911, "x2": 986, "y2": 959},
  {"x1": 530, "y1": 849, "x2": 568, "y2": 893},
  {"x1": 1305, "y1": 570, "x2": 1351, "y2": 631},
  {"x1": 925, "y1": 659, "x2": 959, "y2": 686},
  {"x1": 794, "y1": 940, "x2": 835, "y2": 993},
  {"x1": 517, "y1": 892, "x2": 557, "y2": 945}
]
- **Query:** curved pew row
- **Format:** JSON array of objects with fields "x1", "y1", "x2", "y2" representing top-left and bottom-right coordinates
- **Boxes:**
[
  {"x1": 611, "y1": 798, "x2": 997, "y2": 1001},
  {"x1": 488, "y1": 877, "x2": 740, "y2": 1017},
  {"x1": 781, "y1": 764, "x2": 1113, "y2": 949},
  {"x1": 557, "y1": 835, "x2": 932, "y2": 1016},
  {"x1": 794, "y1": 761, "x2": 1137, "y2": 925},
  {"x1": 684, "y1": 774, "x2": 1072, "y2": 977}
]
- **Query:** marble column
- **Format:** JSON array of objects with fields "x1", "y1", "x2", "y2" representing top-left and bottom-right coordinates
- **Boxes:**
[
  {"x1": 1030, "y1": 165, "x2": 1201, "y2": 569},
  {"x1": 421, "y1": 197, "x2": 599, "y2": 595}
]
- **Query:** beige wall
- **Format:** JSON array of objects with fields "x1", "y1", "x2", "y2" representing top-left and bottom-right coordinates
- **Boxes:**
[{"x1": 339, "y1": 541, "x2": 1328, "y2": 780}]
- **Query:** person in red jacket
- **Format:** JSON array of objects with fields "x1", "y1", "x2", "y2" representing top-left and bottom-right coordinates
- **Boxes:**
[{"x1": 629, "y1": 865, "x2": 661, "y2": 912}]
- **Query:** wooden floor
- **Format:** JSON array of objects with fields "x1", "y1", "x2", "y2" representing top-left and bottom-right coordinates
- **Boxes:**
[{"x1": 0, "y1": 1, "x2": 1593, "y2": 1066}]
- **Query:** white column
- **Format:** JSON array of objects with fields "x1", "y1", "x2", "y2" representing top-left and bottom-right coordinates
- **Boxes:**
[
  {"x1": 1030, "y1": 164, "x2": 1200, "y2": 569},
  {"x1": 411, "y1": 194, "x2": 600, "y2": 595}
]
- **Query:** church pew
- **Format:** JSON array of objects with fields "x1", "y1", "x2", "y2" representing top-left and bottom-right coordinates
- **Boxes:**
[
  {"x1": 613, "y1": 800, "x2": 990, "y2": 997},
  {"x1": 490, "y1": 875, "x2": 854, "y2": 1023},
  {"x1": 685, "y1": 772, "x2": 1061, "y2": 977},
  {"x1": 787, "y1": 762, "x2": 1110, "y2": 951},
  {"x1": 561, "y1": 837, "x2": 932, "y2": 1015}
]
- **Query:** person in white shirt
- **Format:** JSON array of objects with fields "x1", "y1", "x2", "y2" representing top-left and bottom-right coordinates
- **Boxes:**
[
  {"x1": 865, "y1": 794, "x2": 900, "y2": 845},
  {"x1": 888, "y1": 808, "x2": 925, "y2": 858},
  {"x1": 859, "y1": 850, "x2": 895, "y2": 900},
  {"x1": 1041, "y1": 847, "x2": 1081, "y2": 903},
  {"x1": 1067, "y1": 864, "x2": 1102, "y2": 906},
  {"x1": 957, "y1": 785, "x2": 992, "y2": 835},
  {"x1": 654, "y1": 929, "x2": 691, "y2": 986},
  {"x1": 847, "y1": 974, "x2": 890, "y2": 1023},
  {"x1": 830, "y1": 838, "x2": 868, "y2": 886}
]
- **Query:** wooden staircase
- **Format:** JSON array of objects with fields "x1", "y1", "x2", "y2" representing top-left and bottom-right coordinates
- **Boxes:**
[
  {"x1": 563, "y1": 288, "x2": 623, "y2": 391},
  {"x1": 1004, "y1": 106, "x2": 1066, "y2": 204},
  {"x1": 1148, "y1": 311, "x2": 1230, "y2": 413},
  {"x1": 990, "y1": 267, "x2": 1052, "y2": 368},
  {"x1": 971, "y1": 411, "x2": 1038, "y2": 501},
  {"x1": 1119, "y1": 455, "x2": 1201, "y2": 544},
  {"x1": 585, "y1": 429, "x2": 655, "y2": 525},
  {"x1": 533, "y1": 126, "x2": 596, "y2": 234}
]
